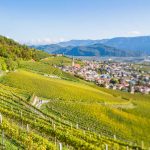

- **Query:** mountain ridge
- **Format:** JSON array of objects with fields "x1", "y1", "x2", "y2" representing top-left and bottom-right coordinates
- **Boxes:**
[
  {"x1": 32, "y1": 36, "x2": 150, "y2": 57},
  {"x1": 52, "y1": 43, "x2": 133, "y2": 56}
]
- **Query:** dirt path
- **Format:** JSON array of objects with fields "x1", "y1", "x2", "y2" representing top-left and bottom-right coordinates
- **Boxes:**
[
  {"x1": 32, "y1": 96, "x2": 39, "y2": 106},
  {"x1": 32, "y1": 96, "x2": 49, "y2": 109},
  {"x1": 36, "y1": 100, "x2": 50, "y2": 109}
]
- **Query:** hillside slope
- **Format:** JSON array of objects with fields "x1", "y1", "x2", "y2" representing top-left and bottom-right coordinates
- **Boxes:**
[
  {"x1": 103, "y1": 36, "x2": 150, "y2": 55},
  {"x1": 1, "y1": 83, "x2": 143, "y2": 150},
  {"x1": 0, "y1": 35, "x2": 49, "y2": 61},
  {"x1": 0, "y1": 68, "x2": 150, "y2": 149}
]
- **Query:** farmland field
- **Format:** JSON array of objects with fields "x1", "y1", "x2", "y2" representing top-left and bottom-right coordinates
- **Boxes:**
[
  {"x1": 0, "y1": 70, "x2": 126, "y2": 103},
  {"x1": 40, "y1": 56, "x2": 83, "y2": 66},
  {"x1": 0, "y1": 55, "x2": 149, "y2": 149},
  {"x1": 0, "y1": 67, "x2": 150, "y2": 148},
  {"x1": 20, "y1": 60, "x2": 79, "y2": 82},
  {"x1": 0, "y1": 81, "x2": 140, "y2": 150}
]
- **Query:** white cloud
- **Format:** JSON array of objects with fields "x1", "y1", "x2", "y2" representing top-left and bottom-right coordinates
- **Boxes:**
[
  {"x1": 127, "y1": 30, "x2": 141, "y2": 36},
  {"x1": 20, "y1": 37, "x2": 66, "y2": 45}
]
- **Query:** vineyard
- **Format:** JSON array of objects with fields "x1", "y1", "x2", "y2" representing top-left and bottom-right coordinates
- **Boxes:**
[
  {"x1": 0, "y1": 56, "x2": 149, "y2": 149},
  {"x1": 0, "y1": 83, "x2": 143, "y2": 150},
  {"x1": 19, "y1": 60, "x2": 79, "y2": 82},
  {"x1": 0, "y1": 70, "x2": 131, "y2": 103},
  {"x1": 40, "y1": 56, "x2": 83, "y2": 66}
]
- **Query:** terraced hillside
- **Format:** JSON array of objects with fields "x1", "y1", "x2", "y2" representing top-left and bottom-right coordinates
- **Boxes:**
[
  {"x1": 40, "y1": 56, "x2": 83, "y2": 66},
  {"x1": 0, "y1": 83, "x2": 142, "y2": 150},
  {"x1": 0, "y1": 70, "x2": 127, "y2": 103},
  {"x1": 0, "y1": 54, "x2": 149, "y2": 149},
  {"x1": 19, "y1": 60, "x2": 79, "y2": 82}
]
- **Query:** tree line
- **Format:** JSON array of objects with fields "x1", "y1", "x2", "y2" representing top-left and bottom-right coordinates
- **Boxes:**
[{"x1": 0, "y1": 35, "x2": 49, "y2": 71}]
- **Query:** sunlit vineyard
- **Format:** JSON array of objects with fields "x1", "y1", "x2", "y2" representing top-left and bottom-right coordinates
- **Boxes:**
[
  {"x1": 42, "y1": 98, "x2": 150, "y2": 146},
  {"x1": 0, "y1": 56, "x2": 150, "y2": 149},
  {"x1": 40, "y1": 56, "x2": 83, "y2": 66},
  {"x1": 0, "y1": 70, "x2": 127, "y2": 103},
  {"x1": 0, "y1": 83, "x2": 141, "y2": 150},
  {"x1": 20, "y1": 60, "x2": 79, "y2": 82}
]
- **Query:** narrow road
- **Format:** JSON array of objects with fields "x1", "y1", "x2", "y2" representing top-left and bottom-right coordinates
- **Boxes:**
[
  {"x1": 36, "y1": 100, "x2": 50, "y2": 109},
  {"x1": 32, "y1": 96, "x2": 49, "y2": 109}
]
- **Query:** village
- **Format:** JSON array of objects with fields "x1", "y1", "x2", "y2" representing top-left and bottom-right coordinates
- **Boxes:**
[{"x1": 58, "y1": 57, "x2": 150, "y2": 94}]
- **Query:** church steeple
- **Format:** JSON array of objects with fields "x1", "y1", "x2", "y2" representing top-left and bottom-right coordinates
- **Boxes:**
[{"x1": 72, "y1": 56, "x2": 75, "y2": 67}]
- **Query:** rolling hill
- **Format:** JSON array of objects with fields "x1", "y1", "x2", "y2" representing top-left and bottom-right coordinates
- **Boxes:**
[
  {"x1": 54, "y1": 44, "x2": 133, "y2": 56},
  {"x1": 0, "y1": 35, "x2": 50, "y2": 71},
  {"x1": 103, "y1": 36, "x2": 150, "y2": 55},
  {"x1": 0, "y1": 35, "x2": 49, "y2": 61},
  {"x1": 31, "y1": 44, "x2": 62, "y2": 54},
  {"x1": 32, "y1": 43, "x2": 132, "y2": 57},
  {"x1": 58, "y1": 39, "x2": 103, "y2": 47}
]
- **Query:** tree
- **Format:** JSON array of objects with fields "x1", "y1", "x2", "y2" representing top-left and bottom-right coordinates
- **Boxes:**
[
  {"x1": 110, "y1": 78, "x2": 118, "y2": 84},
  {"x1": 5, "y1": 58, "x2": 18, "y2": 71},
  {"x1": 1, "y1": 62, "x2": 7, "y2": 71}
]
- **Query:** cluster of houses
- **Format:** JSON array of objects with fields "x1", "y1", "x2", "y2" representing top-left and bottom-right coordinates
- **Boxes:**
[{"x1": 59, "y1": 58, "x2": 150, "y2": 94}]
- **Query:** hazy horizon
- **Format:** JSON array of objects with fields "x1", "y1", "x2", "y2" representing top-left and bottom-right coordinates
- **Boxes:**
[{"x1": 25, "y1": 35, "x2": 150, "y2": 46}]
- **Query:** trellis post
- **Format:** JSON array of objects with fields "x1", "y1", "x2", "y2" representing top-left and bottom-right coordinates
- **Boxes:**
[
  {"x1": 70, "y1": 123, "x2": 72, "y2": 129},
  {"x1": 1, "y1": 130, "x2": 5, "y2": 149},
  {"x1": 59, "y1": 143, "x2": 62, "y2": 150},
  {"x1": 54, "y1": 137, "x2": 56, "y2": 145},
  {"x1": 20, "y1": 111, "x2": 22, "y2": 118},
  {"x1": 76, "y1": 123, "x2": 78, "y2": 129},
  {"x1": 83, "y1": 130, "x2": 85, "y2": 135},
  {"x1": 113, "y1": 134, "x2": 116, "y2": 140},
  {"x1": 0, "y1": 113, "x2": 2, "y2": 124},
  {"x1": 105, "y1": 144, "x2": 108, "y2": 150},
  {"x1": 53, "y1": 123, "x2": 56, "y2": 130},
  {"x1": 26, "y1": 124, "x2": 29, "y2": 132},
  {"x1": 141, "y1": 141, "x2": 144, "y2": 149}
]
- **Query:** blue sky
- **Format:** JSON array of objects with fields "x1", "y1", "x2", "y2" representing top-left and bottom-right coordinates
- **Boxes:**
[{"x1": 0, "y1": 0, "x2": 150, "y2": 44}]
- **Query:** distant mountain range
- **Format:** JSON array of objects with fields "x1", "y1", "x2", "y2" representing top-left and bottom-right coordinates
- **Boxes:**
[
  {"x1": 31, "y1": 36, "x2": 150, "y2": 57},
  {"x1": 58, "y1": 39, "x2": 104, "y2": 47}
]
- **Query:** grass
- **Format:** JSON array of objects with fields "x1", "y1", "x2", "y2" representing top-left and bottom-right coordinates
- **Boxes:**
[
  {"x1": 42, "y1": 98, "x2": 150, "y2": 146},
  {"x1": 20, "y1": 60, "x2": 79, "y2": 82},
  {"x1": 0, "y1": 69, "x2": 150, "y2": 147},
  {"x1": 0, "y1": 131, "x2": 19, "y2": 150},
  {"x1": 40, "y1": 56, "x2": 83, "y2": 66},
  {"x1": 0, "y1": 56, "x2": 150, "y2": 149},
  {"x1": 0, "y1": 70, "x2": 126, "y2": 103},
  {"x1": 0, "y1": 83, "x2": 137, "y2": 150}
]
